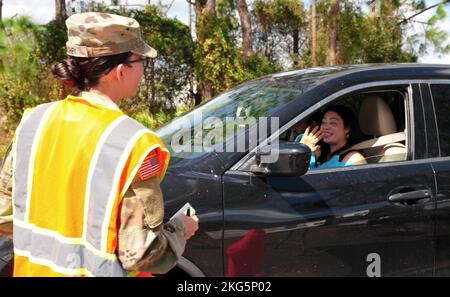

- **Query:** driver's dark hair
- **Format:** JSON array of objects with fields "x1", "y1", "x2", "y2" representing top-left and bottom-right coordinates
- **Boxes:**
[
  {"x1": 316, "y1": 105, "x2": 363, "y2": 165},
  {"x1": 51, "y1": 52, "x2": 132, "y2": 91}
]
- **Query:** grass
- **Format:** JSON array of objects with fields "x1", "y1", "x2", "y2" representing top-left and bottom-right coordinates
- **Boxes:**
[
  {"x1": 0, "y1": 143, "x2": 6, "y2": 156},
  {"x1": 0, "y1": 127, "x2": 12, "y2": 166},
  {"x1": 0, "y1": 143, "x2": 8, "y2": 168}
]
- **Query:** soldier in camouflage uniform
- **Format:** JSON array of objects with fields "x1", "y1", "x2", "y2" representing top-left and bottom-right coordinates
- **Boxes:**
[{"x1": 0, "y1": 12, "x2": 199, "y2": 276}]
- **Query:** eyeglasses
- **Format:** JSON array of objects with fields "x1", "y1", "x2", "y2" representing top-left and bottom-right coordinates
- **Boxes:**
[{"x1": 125, "y1": 57, "x2": 152, "y2": 69}]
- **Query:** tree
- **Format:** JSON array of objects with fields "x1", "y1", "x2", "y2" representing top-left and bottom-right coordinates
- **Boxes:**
[
  {"x1": 188, "y1": 0, "x2": 193, "y2": 33},
  {"x1": 237, "y1": 0, "x2": 253, "y2": 56},
  {"x1": 0, "y1": 17, "x2": 65, "y2": 127},
  {"x1": 85, "y1": 2, "x2": 196, "y2": 113},
  {"x1": 206, "y1": 0, "x2": 216, "y2": 16},
  {"x1": 253, "y1": 0, "x2": 277, "y2": 60},
  {"x1": 55, "y1": 0, "x2": 68, "y2": 24},
  {"x1": 130, "y1": 6, "x2": 196, "y2": 111},
  {"x1": 402, "y1": 1, "x2": 450, "y2": 58},
  {"x1": 253, "y1": 0, "x2": 307, "y2": 67},
  {"x1": 327, "y1": 0, "x2": 339, "y2": 65},
  {"x1": 195, "y1": 0, "x2": 216, "y2": 101},
  {"x1": 193, "y1": 0, "x2": 269, "y2": 102},
  {"x1": 313, "y1": 0, "x2": 425, "y2": 66},
  {"x1": 311, "y1": 0, "x2": 317, "y2": 66},
  {"x1": 277, "y1": 0, "x2": 306, "y2": 67},
  {"x1": 250, "y1": 0, "x2": 448, "y2": 68},
  {"x1": 0, "y1": 0, "x2": 3, "y2": 22},
  {"x1": 398, "y1": 0, "x2": 450, "y2": 25}
]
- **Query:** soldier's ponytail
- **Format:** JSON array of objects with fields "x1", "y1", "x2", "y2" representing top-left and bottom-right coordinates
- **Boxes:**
[{"x1": 51, "y1": 52, "x2": 132, "y2": 91}]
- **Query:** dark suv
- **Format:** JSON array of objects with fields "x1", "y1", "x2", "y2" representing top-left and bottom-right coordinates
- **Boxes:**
[
  {"x1": 157, "y1": 64, "x2": 450, "y2": 277},
  {"x1": 2, "y1": 64, "x2": 450, "y2": 277}
]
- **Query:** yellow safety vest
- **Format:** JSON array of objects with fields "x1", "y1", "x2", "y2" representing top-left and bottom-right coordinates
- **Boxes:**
[{"x1": 12, "y1": 95, "x2": 169, "y2": 276}]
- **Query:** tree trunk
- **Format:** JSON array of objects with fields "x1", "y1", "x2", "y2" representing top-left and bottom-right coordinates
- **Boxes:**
[
  {"x1": 0, "y1": 0, "x2": 3, "y2": 22},
  {"x1": 55, "y1": 0, "x2": 68, "y2": 24},
  {"x1": 328, "y1": 0, "x2": 339, "y2": 65},
  {"x1": 195, "y1": 0, "x2": 206, "y2": 40},
  {"x1": 148, "y1": 59, "x2": 156, "y2": 113},
  {"x1": 293, "y1": 27, "x2": 299, "y2": 67},
  {"x1": 205, "y1": 0, "x2": 216, "y2": 16},
  {"x1": 237, "y1": 0, "x2": 253, "y2": 56},
  {"x1": 188, "y1": 0, "x2": 192, "y2": 35},
  {"x1": 195, "y1": 0, "x2": 216, "y2": 102},
  {"x1": 311, "y1": 0, "x2": 317, "y2": 66},
  {"x1": 202, "y1": 80, "x2": 214, "y2": 102}
]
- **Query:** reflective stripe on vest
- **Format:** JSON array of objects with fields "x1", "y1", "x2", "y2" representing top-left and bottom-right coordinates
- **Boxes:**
[
  {"x1": 84, "y1": 116, "x2": 148, "y2": 252},
  {"x1": 12, "y1": 98, "x2": 167, "y2": 276},
  {"x1": 13, "y1": 102, "x2": 59, "y2": 222},
  {"x1": 13, "y1": 221, "x2": 126, "y2": 277}
]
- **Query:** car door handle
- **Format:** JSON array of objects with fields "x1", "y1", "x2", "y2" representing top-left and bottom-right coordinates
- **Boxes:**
[{"x1": 388, "y1": 189, "x2": 432, "y2": 203}]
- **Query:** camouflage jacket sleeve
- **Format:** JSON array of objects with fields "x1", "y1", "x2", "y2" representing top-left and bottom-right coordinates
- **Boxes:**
[
  {"x1": 117, "y1": 175, "x2": 187, "y2": 274},
  {"x1": 0, "y1": 146, "x2": 13, "y2": 237}
]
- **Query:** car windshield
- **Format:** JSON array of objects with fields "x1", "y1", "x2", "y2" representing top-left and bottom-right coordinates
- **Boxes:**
[{"x1": 156, "y1": 67, "x2": 342, "y2": 161}]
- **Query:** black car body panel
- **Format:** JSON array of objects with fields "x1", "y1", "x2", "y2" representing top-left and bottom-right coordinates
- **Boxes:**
[{"x1": 158, "y1": 64, "x2": 450, "y2": 277}]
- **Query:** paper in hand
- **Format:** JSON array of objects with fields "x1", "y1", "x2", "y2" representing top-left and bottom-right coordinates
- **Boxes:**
[{"x1": 170, "y1": 202, "x2": 195, "y2": 220}]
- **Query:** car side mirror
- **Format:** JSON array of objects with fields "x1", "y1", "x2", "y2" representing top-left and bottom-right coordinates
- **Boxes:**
[{"x1": 250, "y1": 142, "x2": 311, "y2": 177}]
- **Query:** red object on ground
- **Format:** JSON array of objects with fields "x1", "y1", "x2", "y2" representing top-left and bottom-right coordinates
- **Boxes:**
[
  {"x1": 136, "y1": 272, "x2": 153, "y2": 277},
  {"x1": 226, "y1": 229, "x2": 267, "y2": 277}
]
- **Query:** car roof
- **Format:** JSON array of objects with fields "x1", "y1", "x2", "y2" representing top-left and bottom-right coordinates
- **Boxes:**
[
  {"x1": 265, "y1": 63, "x2": 450, "y2": 79},
  {"x1": 246, "y1": 64, "x2": 450, "y2": 115},
  {"x1": 253, "y1": 63, "x2": 450, "y2": 92}
]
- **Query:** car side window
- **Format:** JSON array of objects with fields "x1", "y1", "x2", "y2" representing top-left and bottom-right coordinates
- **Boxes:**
[
  {"x1": 283, "y1": 89, "x2": 408, "y2": 170},
  {"x1": 430, "y1": 84, "x2": 450, "y2": 156}
]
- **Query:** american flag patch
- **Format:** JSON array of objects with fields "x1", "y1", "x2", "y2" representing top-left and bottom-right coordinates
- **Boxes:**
[{"x1": 138, "y1": 151, "x2": 160, "y2": 180}]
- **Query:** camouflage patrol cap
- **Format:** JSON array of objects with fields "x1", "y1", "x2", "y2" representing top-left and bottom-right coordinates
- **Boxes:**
[{"x1": 65, "y1": 12, "x2": 157, "y2": 58}]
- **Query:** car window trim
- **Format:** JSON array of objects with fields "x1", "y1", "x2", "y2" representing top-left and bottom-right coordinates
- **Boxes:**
[
  {"x1": 426, "y1": 82, "x2": 450, "y2": 158},
  {"x1": 230, "y1": 155, "x2": 444, "y2": 175},
  {"x1": 231, "y1": 79, "x2": 450, "y2": 171}
]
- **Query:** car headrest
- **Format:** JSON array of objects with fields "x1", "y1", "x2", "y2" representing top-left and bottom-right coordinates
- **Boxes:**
[{"x1": 359, "y1": 95, "x2": 397, "y2": 136}]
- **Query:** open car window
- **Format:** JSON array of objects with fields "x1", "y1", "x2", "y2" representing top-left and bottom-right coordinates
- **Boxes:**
[{"x1": 281, "y1": 89, "x2": 408, "y2": 170}]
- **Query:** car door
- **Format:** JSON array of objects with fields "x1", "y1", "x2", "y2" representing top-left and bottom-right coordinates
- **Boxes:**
[
  {"x1": 0, "y1": 235, "x2": 13, "y2": 277},
  {"x1": 222, "y1": 82, "x2": 436, "y2": 276},
  {"x1": 422, "y1": 81, "x2": 450, "y2": 276}
]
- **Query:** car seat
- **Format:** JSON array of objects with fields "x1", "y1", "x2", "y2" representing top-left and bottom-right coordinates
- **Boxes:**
[{"x1": 343, "y1": 95, "x2": 406, "y2": 163}]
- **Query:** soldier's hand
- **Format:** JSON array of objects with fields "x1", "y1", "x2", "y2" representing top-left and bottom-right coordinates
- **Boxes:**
[{"x1": 177, "y1": 214, "x2": 199, "y2": 240}]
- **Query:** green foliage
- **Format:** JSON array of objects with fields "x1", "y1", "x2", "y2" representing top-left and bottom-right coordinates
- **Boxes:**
[
  {"x1": 422, "y1": 3, "x2": 450, "y2": 55},
  {"x1": 134, "y1": 9, "x2": 195, "y2": 108},
  {"x1": 192, "y1": 0, "x2": 283, "y2": 100},
  {"x1": 313, "y1": 0, "x2": 422, "y2": 65},
  {"x1": 0, "y1": 17, "x2": 64, "y2": 128},
  {"x1": 253, "y1": 0, "x2": 307, "y2": 65},
  {"x1": 33, "y1": 20, "x2": 68, "y2": 66},
  {"x1": 88, "y1": 2, "x2": 196, "y2": 110},
  {"x1": 253, "y1": 0, "x2": 448, "y2": 67},
  {"x1": 361, "y1": 8, "x2": 417, "y2": 63},
  {"x1": 240, "y1": 53, "x2": 281, "y2": 79},
  {"x1": 195, "y1": 2, "x2": 247, "y2": 96},
  {"x1": 362, "y1": 0, "x2": 448, "y2": 61},
  {"x1": 131, "y1": 110, "x2": 161, "y2": 129},
  {"x1": 0, "y1": 144, "x2": 8, "y2": 164},
  {"x1": 1, "y1": 0, "x2": 449, "y2": 133},
  {"x1": 413, "y1": 0, "x2": 427, "y2": 10},
  {"x1": 335, "y1": 2, "x2": 366, "y2": 64},
  {"x1": 254, "y1": 0, "x2": 306, "y2": 34},
  {"x1": 131, "y1": 104, "x2": 194, "y2": 130}
]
